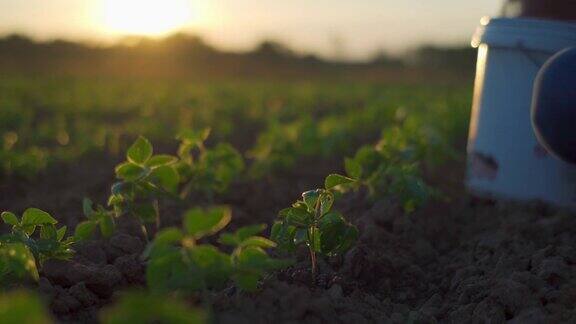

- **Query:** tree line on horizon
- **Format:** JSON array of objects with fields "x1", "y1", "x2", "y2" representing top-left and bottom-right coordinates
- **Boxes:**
[{"x1": 0, "y1": 33, "x2": 476, "y2": 80}]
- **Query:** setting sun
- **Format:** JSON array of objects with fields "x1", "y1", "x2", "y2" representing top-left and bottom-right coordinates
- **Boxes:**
[{"x1": 101, "y1": 0, "x2": 196, "y2": 36}]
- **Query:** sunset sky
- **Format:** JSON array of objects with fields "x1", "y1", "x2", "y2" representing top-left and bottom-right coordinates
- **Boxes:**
[{"x1": 0, "y1": 0, "x2": 501, "y2": 59}]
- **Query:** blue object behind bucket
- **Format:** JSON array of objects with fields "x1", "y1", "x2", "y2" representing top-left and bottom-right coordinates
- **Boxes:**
[{"x1": 532, "y1": 47, "x2": 576, "y2": 164}]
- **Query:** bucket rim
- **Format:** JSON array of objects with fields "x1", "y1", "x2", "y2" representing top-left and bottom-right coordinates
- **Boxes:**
[{"x1": 472, "y1": 16, "x2": 576, "y2": 51}]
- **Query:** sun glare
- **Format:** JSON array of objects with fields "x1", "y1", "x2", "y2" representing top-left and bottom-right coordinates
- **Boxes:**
[{"x1": 101, "y1": 0, "x2": 195, "y2": 36}]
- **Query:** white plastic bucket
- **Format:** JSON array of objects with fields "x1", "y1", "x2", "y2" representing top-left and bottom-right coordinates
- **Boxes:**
[{"x1": 467, "y1": 17, "x2": 576, "y2": 207}]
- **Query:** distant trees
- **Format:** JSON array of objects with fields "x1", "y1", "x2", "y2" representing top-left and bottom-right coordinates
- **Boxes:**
[{"x1": 0, "y1": 33, "x2": 475, "y2": 79}]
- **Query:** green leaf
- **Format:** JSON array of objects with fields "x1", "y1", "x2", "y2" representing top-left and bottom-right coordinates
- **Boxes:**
[
  {"x1": 220, "y1": 224, "x2": 268, "y2": 246},
  {"x1": 21, "y1": 225, "x2": 36, "y2": 236},
  {"x1": 177, "y1": 128, "x2": 211, "y2": 145},
  {"x1": 1, "y1": 212, "x2": 19, "y2": 226},
  {"x1": 40, "y1": 224, "x2": 57, "y2": 240},
  {"x1": 74, "y1": 221, "x2": 96, "y2": 241},
  {"x1": 127, "y1": 136, "x2": 153, "y2": 165},
  {"x1": 115, "y1": 162, "x2": 147, "y2": 182},
  {"x1": 232, "y1": 247, "x2": 292, "y2": 291},
  {"x1": 200, "y1": 143, "x2": 244, "y2": 193},
  {"x1": 319, "y1": 192, "x2": 334, "y2": 216},
  {"x1": 143, "y1": 228, "x2": 184, "y2": 260},
  {"x1": 188, "y1": 245, "x2": 232, "y2": 289},
  {"x1": 325, "y1": 174, "x2": 356, "y2": 190},
  {"x1": 99, "y1": 213, "x2": 115, "y2": 238},
  {"x1": 352, "y1": 146, "x2": 383, "y2": 177},
  {"x1": 344, "y1": 157, "x2": 363, "y2": 179},
  {"x1": 235, "y1": 224, "x2": 267, "y2": 241},
  {"x1": 101, "y1": 291, "x2": 206, "y2": 324},
  {"x1": 270, "y1": 222, "x2": 296, "y2": 252},
  {"x1": 232, "y1": 272, "x2": 260, "y2": 292},
  {"x1": 184, "y1": 207, "x2": 231, "y2": 239},
  {"x1": 146, "y1": 247, "x2": 201, "y2": 293},
  {"x1": 235, "y1": 246, "x2": 286, "y2": 272},
  {"x1": 153, "y1": 228, "x2": 184, "y2": 246},
  {"x1": 21, "y1": 208, "x2": 57, "y2": 226},
  {"x1": 0, "y1": 243, "x2": 39, "y2": 282},
  {"x1": 302, "y1": 190, "x2": 320, "y2": 211},
  {"x1": 150, "y1": 165, "x2": 180, "y2": 192},
  {"x1": 239, "y1": 236, "x2": 277, "y2": 249},
  {"x1": 218, "y1": 233, "x2": 237, "y2": 246},
  {"x1": 146, "y1": 155, "x2": 178, "y2": 168},
  {"x1": 281, "y1": 207, "x2": 313, "y2": 227},
  {"x1": 318, "y1": 212, "x2": 358, "y2": 256},
  {"x1": 56, "y1": 226, "x2": 67, "y2": 241},
  {"x1": 301, "y1": 190, "x2": 333, "y2": 216}
]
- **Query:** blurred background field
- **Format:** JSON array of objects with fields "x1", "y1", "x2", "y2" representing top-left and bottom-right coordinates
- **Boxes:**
[
  {"x1": 0, "y1": 0, "x2": 494, "y2": 180},
  {"x1": 0, "y1": 76, "x2": 471, "y2": 179}
]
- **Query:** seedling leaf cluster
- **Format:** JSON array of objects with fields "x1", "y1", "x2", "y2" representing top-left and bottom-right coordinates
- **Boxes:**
[
  {"x1": 340, "y1": 121, "x2": 447, "y2": 212},
  {"x1": 271, "y1": 174, "x2": 358, "y2": 278},
  {"x1": 0, "y1": 208, "x2": 72, "y2": 284},
  {"x1": 146, "y1": 206, "x2": 290, "y2": 293},
  {"x1": 177, "y1": 128, "x2": 244, "y2": 198}
]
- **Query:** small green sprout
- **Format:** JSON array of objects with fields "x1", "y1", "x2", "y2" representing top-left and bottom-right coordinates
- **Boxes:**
[
  {"x1": 343, "y1": 134, "x2": 435, "y2": 213},
  {"x1": 220, "y1": 224, "x2": 292, "y2": 291},
  {"x1": 176, "y1": 128, "x2": 244, "y2": 199},
  {"x1": 108, "y1": 136, "x2": 180, "y2": 238},
  {"x1": 74, "y1": 198, "x2": 116, "y2": 241},
  {"x1": 145, "y1": 207, "x2": 288, "y2": 293},
  {"x1": 247, "y1": 118, "x2": 320, "y2": 177},
  {"x1": 0, "y1": 208, "x2": 73, "y2": 284},
  {"x1": 271, "y1": 174, "x2": 358, "y2": 280},
  {"x1": 100, "y1": 291, "x2": 206, "y2": 324}
]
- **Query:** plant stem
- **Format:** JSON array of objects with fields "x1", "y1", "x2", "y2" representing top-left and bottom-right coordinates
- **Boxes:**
[
  {"x1": 309, "y1": 193, "x2": 322, "y2": 284},
  {"x1": 309, "y1": 245, "x2": 317, "y2": 282}
]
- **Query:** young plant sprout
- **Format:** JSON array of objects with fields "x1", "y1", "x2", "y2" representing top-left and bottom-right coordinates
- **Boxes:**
[
  {"x1": 108, "y1": 136, "x2": 180, "y2": 239},
  {"x1": 74, "y1": 198, "x2": 116, "y2": 241},
  {"x1": 0, "y1": 208, "x2": 73, "y2": 284},
  {"x1": 144, "y1": 206, "x2": 289, "y2": 294},
  {"x1": 342, "y1": 124, "x2": 439, "y2": 213},
  {"x1": 271, "y1": 174, "x2": 358, "y2": 280},
  {"x1": 176, "y1": 128, "x2": 244, "y2": 199}
]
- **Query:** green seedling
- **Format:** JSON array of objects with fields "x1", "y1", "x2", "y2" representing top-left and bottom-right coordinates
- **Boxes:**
[
  {"x1": 220, "y1": 224, "x2": 293, "y2": 291},
  {"x1": 100, "y1": 291, "x2": 205, "y2": 324},
  {"x1": 74, "y1": 198, "x2": 116, "y2": 241},
  {"x1": 341, "y1": 124, "x2": 438, "y2": 213},
  {"x1": 108, "y1": 136, "x2": 180, "y2": 238},
  {"x1": 248, "y1": 118, "x2": 320, "y2": 177},
  {"x1": 0, "y1": 208, "x2": 73, "y2": 284},
  {"x1": 0, "y1": 143, "x2": 47, "y2": 180},
  {"x1": 0, "y1": 290, "x2": 53, "y2": 323},
  {"x1": 176, "y1": 128, "x2": 244, "y2": 199},
  {"x1": 145, "y1": 207, "x2": 288, "y2": 294},
  {"x1": 271, "y1": 174, "x2": 358, "y2": 280}
]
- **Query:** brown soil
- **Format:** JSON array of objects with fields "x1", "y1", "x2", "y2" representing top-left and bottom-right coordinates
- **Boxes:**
[{"x1": 2, "y1": 152, "x2": 576, "y2": 324}]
